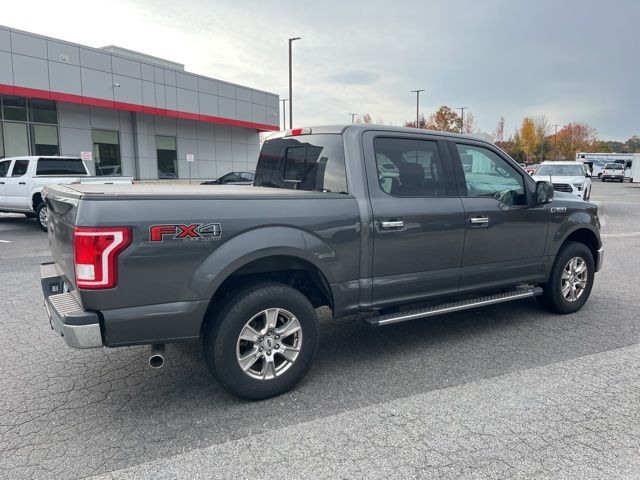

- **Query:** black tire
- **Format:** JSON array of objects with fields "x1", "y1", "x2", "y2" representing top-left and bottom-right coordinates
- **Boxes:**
[
  {"x1": 538, "y1": 241, "x2": 595, "y2": 314},
  {"x1": 203, "y1": 282, "x2": 319, "y2": 400},
  {"x1": 35, "y1": 202, "x2": 48, "y2": 232},
  {"x1": 584, "y1": 188, "x2": 590, "y2": 201}
]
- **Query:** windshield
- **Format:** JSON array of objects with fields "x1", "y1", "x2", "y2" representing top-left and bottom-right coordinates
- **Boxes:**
[
  {"x1": 536, "y1": 164, "x2": 584, "y2": 176},
  {"x1": 254, "y1": 134, "x2": 348, "y2": 193}
]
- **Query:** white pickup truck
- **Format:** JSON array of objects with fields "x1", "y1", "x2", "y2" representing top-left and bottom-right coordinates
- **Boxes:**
[{"x1": 0, "y1": 156, "x2": 132, "y2": 231}]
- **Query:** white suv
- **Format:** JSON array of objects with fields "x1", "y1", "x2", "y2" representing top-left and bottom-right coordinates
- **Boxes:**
[{"x1": 532, "y1": 161, "x2": 592, "y2": 200}]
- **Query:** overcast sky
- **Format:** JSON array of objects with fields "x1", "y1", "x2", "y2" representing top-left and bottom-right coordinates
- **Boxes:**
[{"x1": 2, "y1": 0, "x2": 637, "y2": 140}]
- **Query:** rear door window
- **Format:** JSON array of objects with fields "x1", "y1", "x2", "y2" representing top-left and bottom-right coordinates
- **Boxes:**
[
  {"x1": 255, "y1": 134, "x2": 347, "y2": 193},
  {"x1": 10, "y1": 160, "x2": 29, "y2": 177},
  {"x1": 373, "y1": 137, "x2": 448, "y2": 197},
  {"x1": 36, "y1": 158, "x2": 87, "y2": 175}
]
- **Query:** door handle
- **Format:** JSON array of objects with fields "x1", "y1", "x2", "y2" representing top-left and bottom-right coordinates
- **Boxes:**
[
  {"x1": 380, "y1": 220, "x2": 404, "y2": 230},
  {"x1": 0, "y1": 181, "x2": 4, "y2": 184},
  {"x1": 19, "y1": 182, "x2": 26, "y2": 185},
  {"x1": 469, "y1": 216, "x2": 489, "y2": 226}
]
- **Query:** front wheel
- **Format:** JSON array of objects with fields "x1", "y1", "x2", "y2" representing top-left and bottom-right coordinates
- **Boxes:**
[
  {"x1": 36, "y1": 203, "x2": 49, "y2": 232},
  {"x1": 203, "y1": 282, "x2": 319, "y2": 400},
  {"x1": 538, "y1": 241, "x2": 595, "y2": 314}
]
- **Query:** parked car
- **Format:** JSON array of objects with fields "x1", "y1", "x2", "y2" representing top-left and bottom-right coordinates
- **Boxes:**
[
  {"x1": 0, "y1": 156, "x2": 132, "y2": 231},
  {"x1": 201, "y1": 171, "x2": 254, "y2": 185},
  {"x1": 532, "y1": 161, "x2": 592, "y2": 200},
  {"x1": 525, "y1": 164, "x2": 540, "y2": 175},
  {"x1": 41, "y1": 125, "x2": 603, "y2": 399},
  {"x1": 601, "y1": 163, "x2": 625, "y2": 182}
]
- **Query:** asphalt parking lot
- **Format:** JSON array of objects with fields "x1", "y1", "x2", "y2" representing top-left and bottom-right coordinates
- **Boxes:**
[{"x1": 1, "y1": 181, "x2": 640, "y2": 479}]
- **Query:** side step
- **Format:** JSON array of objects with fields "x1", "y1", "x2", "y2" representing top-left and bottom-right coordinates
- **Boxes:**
[{"x1": 365, "y1": 286, "x2": 543, "y2": 326}]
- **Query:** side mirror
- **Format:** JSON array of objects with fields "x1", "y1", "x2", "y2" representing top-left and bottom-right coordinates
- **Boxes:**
[
  {"x1": 535, "y1": 180, "x2": 554, "y2": 205},
  {"x1": 585, "y1": 172, "x2": 591, "y2": 177}
]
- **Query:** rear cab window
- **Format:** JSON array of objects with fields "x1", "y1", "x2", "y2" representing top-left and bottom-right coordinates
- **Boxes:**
[
  {"x1": 254, "y1": 134, "x2": 348, "y2": 193},
  {"x1": 36, "y1": 158, "x2": 87, "y2": 175}
]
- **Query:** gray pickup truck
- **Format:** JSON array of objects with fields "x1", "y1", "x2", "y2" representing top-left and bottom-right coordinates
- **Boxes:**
[{"x1": 41, "y1": 125, "x2": 604, "y2": 399}]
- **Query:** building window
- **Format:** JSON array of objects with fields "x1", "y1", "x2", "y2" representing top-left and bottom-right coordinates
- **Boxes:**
[
  {"x1": 156, "y1": 135, "x2": 177, "y2": 179},
  {"x1": 30, "y1": 124, "x2": 60, "y2": 155},
  {"x1": 3, "y1": 122, "x2": 30, "y2": 157},
  {"x1": 92, "y1": 129, "x2": 122, "y2": 176},
  {"x1": 29, "y1": 99, "x2": 58, "y2": 124},
  {"x1": 2, "y1": 96, "x2": 28, "y2": 122},
  {"x1": 0, "y1": 96, "x2": 59, "y2": 158}
]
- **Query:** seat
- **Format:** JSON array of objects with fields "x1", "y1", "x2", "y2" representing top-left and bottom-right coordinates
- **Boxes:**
[{"x1": 391, "y1": 162, "x2": 425, "y2": 196}]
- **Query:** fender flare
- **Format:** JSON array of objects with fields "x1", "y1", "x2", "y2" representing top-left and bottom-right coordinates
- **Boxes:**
[{"x1": 193, "y1": 226, "x2": 337, "y2": 300}]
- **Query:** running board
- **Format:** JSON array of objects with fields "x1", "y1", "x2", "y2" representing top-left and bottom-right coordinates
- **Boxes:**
[{"x1": 365, "y1": 286, "x2": 543, "y2": 327}]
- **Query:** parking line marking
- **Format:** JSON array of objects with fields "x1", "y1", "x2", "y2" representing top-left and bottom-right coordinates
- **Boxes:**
[
  {"x1": 0, "y1": 239, "x2": 10, "y2": 243},
  {"x1": 601, "y1": 232, "x2": 640, "y2": 238}
]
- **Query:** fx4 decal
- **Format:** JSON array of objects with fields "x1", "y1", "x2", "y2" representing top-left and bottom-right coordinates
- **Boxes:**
[{"x1": 150, "y1": 223, "x2": 222, "y2": 242}]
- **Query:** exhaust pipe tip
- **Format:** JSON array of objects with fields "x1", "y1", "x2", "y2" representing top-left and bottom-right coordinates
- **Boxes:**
[{"x1": 148, "y1": 344, "x2": 166, "y2": 369}]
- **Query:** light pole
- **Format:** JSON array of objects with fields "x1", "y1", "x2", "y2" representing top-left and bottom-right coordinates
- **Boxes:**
[
  {"x1": 281, "y1": 98, "x2": 289, "y2": 131},
  {"x1": 410, "y1": 89, "x2": 425, "y2": 128},
  {"x1": 458, "y1": 107, "x2": 468, "y2": 133},
  {"x1": 349, "y1": 113, "x2": 358, "y2": 124},
  {"x1": 552, "y1": 124, "x2": 559, "y2": 160},
  {"x1": 288, "y1": 37, "x2": 301, "y2": 129}
]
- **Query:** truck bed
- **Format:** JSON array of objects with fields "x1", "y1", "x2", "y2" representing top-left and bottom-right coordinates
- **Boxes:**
[{"x1": 48, "y1": 183, "x2": 348, "y2": 200}]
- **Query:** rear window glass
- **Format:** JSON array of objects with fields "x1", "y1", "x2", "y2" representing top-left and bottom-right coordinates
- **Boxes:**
[
  {"x1": 605, "y1": 164, "x2": 624, "y2": 170},
  {"x1": 254, "y1": 134, "x2": 347, "y2": 193},
  {"x1": 36, "y1": 158, "x2": 87, "y2": 175}
]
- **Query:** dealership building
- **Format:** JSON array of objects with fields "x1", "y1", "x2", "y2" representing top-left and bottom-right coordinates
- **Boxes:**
[{"x1": 0, "y1": 25, "x2": 280, "y2": 180}]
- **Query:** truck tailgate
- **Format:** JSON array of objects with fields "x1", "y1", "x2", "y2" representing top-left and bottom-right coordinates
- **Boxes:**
[{"x1": 43, "y1": 185, "x2": 81, "y2": 287}]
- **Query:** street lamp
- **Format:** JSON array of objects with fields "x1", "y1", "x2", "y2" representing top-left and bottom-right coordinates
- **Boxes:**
[
  {"x1": 288, "y1": 37, "x2": 301, "y2": 129},
  {"x1": 281, "y1": 98, "x2": 289, "y2": 131},
  {"x1": 349, "y1": 113, "x2": 358, "y2": 124},
  {"x1": 552, "y1": 124, "x2": 559, "y2": 160},
  {"x1": 458, "y1": 107, "x2": 468, "y2": 133},
  {"x1": 410, "y1": 89, "x2": 425, "y2": 128}
]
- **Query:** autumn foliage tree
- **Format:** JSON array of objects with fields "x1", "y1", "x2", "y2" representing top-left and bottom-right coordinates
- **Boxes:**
[{"x1": 425, "y1": 106, "x2": 461, "y2": 133}]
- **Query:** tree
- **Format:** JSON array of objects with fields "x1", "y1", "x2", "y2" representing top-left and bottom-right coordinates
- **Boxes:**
[
  {"x1": 519, "y1": 117, "x2": 538, "y2": 162},
  {"x1": 425, "y1": 106, "x2": 460, "y2": 133},
  {"x1": 625, "y1": 135, "x2": 640, "y2": 152},
  {"x1": 462, "y1": 111, "x2": 476, "y2": 133},
  {"x1": 357, "y1": 113, "x2": 373, "y2": 124},
  {"x1": 554, "y1": 122, "x2": 597, "y2": 160},
  {"x1": 493, "y1": 117, "x2": 505, "y2": 144},
  {"x1": 403, "y1": 113, "x2": 428, "y2": 129}
]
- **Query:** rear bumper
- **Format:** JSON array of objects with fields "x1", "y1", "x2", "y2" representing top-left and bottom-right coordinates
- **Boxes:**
[{"x1": 41, "y1": 262, "x2": 103, "y2": 349}]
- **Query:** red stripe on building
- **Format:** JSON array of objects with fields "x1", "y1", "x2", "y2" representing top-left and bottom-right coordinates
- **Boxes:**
[{"x1": 0, "y1": 84, "x2": 279, "y2": 132}]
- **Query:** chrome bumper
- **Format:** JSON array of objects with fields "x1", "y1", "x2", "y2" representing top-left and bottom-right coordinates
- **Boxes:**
[{"x1": 41, "y1": 263, "x2": 103, "y2": 349}]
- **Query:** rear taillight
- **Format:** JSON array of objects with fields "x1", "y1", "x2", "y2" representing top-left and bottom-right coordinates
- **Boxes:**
[{"x1": 73, "y1": 227, "x2": 131, "y2": 289}]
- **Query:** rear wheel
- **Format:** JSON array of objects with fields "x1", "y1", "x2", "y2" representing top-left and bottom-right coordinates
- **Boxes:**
[
  {"x1": 36, "y1": 203, "x2": 48, "y2": 232},
  {"x1": 203, "y1": 282, "x2": 319, "y2": 400},
  {"x1": 538, "y1": 241, "x2": 595, "y2": 314}
]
